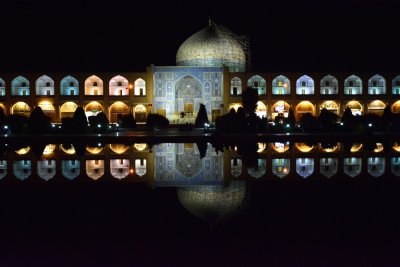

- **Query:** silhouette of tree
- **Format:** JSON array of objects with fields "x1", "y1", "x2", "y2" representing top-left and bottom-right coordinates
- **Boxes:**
[
  {"x1": 0, "y1": 108, "x2": 6, "y2": 127},
  {"x1": 146, "y1": 113, "x2": 169, "y2": 129},
  {"x1": 6, "y1": 114, "x2": 28, "y2": 134},
  {"x1": 119, "y1": 113, "x2": 136, "y2": 128},
  {"x1": 286, "y1": 108, "x2": 296, "y2": 127},
  {"x1": 242, "y1": 87, "x2": 258, "y2": 114},
  {"x1": 72, "y1": 107, "x2": 88, "y2": 133},
  {"x1": 317, "y1": 108, "x2": 339, "y2": 131},
  {"x1": 299, "y1": 113, "x2": 317, "y2": 132},
  {"x1": 28, "y1": 106, "x2": 51, "y2": 134},
  {"x1": 195, "y1": 104, "x2": 209, "y2": 128},
  {"x1": 382, "y1": 105, "x2": 393, "y2": 130}
]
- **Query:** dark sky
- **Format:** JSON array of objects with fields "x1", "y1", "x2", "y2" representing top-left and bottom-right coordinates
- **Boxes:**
[{"x1": 1, "y1": 0, "x2": 399, "y2": 73}]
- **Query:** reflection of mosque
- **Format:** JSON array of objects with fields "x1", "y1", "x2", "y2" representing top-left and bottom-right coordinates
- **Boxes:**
[
  {"x1": 2, "y1": 142, "x2": 400, "y2": 181},
  {"x1": 1, "y1": 21, "x2": 400, "y2": 124}
]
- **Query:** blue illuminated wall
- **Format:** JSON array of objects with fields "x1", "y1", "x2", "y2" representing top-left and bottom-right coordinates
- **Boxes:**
[
  {"x1": 153, "y1": 66, "x2": 223, "y2": 120},
  {"x1": 61, "y1": 76, "x2": 79, "y2": 96}
]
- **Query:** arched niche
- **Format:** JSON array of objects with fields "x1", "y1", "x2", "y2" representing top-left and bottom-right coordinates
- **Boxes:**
[
  {"x1": 134, "y1": 78, "x2": 146, "y2": 96},
  {"x1": 109, "y1": 75, "x2": 129, "y2": 96},
  {"x1": 320, "y1": 158, "x2": 338, "y2": 178},
  {"x1": 368, "y1": 100, "x2": 386, "y2": 115},
  {"x1": 272, "y1": 158, "x2": 290, "y2": 178},
  {"x1": 109, "y1": 101, "x2": 129, "y2": 123},
  {"x1": 247, "y1": 159, "x2": 266, "y2": 178},
  {"x1": 296, "y1": 75, "x2": 314, "y2": 95},
  {"x1": 344, "y1": 157, "x2": 362, "y2": 178},
  {"x1": 0, "y1": 78, "x2": 5, "y2": 96},
  {"x1": 61, "y1": 75, "x2": 79, "y2": 96},
  {"x1": 11, "y1": 102, "x2": 31, "y2": 117},
  {"x1": 295, "y1": 101, "x2": 315, "y2": 120},
  {"x1": 247, "y1": 75, "x2": 266, "y2": 95},
  {"x1": 60, "y1": 102, "x2": 78, "y2": 118},
  {"x1": 135, "y1": 159, "x2": 147, "y2": 177},
  {"x1": 296, "y1": 158, "x2": 314, "y2": 178},
  {"x1": 256, "y1": 101, "x2": 267, "y2": 118},
  {"x1": 85, "y1": 101, "x2": 104, "y2": 117},
  {"x1": 320, "y1": 75, "x2": 338, "y2": 95},
  {"x1": 230, "y1": 158, "x2": 242, "y2": 177},
  {"x1": 345, "y1": 101, "x2": 363, "y2": 115},
  {"x1": 62, "y1": 160, "x2": 80, "y2": 180},
  {"x1": 110, "y1": 159, "x2": 130, "y2": 179},
  {"x1": 37, "y1": 160, "x2": 56, "y2": 181},
  {"x1": 368, "y1": 74, "x2": 386, "y2": 95},
  {"x1": 392, "y1": 100, "x2": 400, "y2": 113},
  {"x1": 85, "y1": 75, "x2": 103, "y2": 95},
  {"x1": 109, "y1": 144, "x2": 129, "y2": 154},
  {"x1": 86, "y1": 160, "x2": 104, "y2": 180},
  {"x1": 0, "y1": 161, "x2": 7, "y2": 179},
  {"x1": 320, "y1": 101, "x2": 339, "y2": 114},
  {"x1": 35, "y1": 75, "x2": 55, "y2": 96},
  {"x1": 392, "y1": 75, "x2": 400, "y2": 95},
  {"x1": 271, "y1": 101, "x2": 290, "y2": 120},
  {"x1": 13, "y1": 160, "x2": 31, "y2": 180},
  {"x1": 272, "y1": 75, "x2": 290, "y2": 95},
  {"x1": 391, "y1": 157, "x2": 400, "y2": 177},
  {"x1": 134, "y1": 104, "x2": 147, "y2": 123},
  {"x1": 38, "y1": 101, "x2": 56, "y2": 121},
  {"x1": 344, "y1": 75, "x2": 362, "y2": 95},
  {"x1": 367, "y1": 157, "x2": 385, "y2": 177},
  {"x1": 230, "y1": 77, "x2": 242, "y2": 95},
  {"x1": 11, "y1": 76, "x2": 30, "y2": 96}
]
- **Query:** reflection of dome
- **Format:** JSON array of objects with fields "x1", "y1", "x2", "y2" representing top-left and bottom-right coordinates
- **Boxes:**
[
  {"x1": 176, "y1": 23, "x2": 246, "y2": 72},
  {"x1": 177, "y1": 181, "x2": 247, "y2": 226}
]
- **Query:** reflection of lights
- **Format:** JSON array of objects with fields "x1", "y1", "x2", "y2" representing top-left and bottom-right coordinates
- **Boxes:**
[
  {"x1": 296, "y1": 143, "x2": 314, "y2": 153},
  {"x1": 272, "y1": 142, "x2": 289, "y2": 153},
  {"x1": 43, "y1": 144, "x2": 56, "y2": 155},
  {"x1": 257, "y1": 143, "x2": 266, "y2": 153},
  {"x1": 393, "y1": 142, "x2": 400, "y2": 152},
  {"x1": 374, "y1": 143, "x2": 384, "y2": 153},
  {"x1": 15, "y1": 146, "x2": 30, "y2": 155},
  {"x1": 60, "y1": 144, "x2": 76, "y2": 155},
  {"x1": 283, "y1": 167, "x2": 288, "y2": 173},
  {"x1": 350, "y1": 143, "x2": 363, "y2": 152},
  {"x1": 130, "y1": 168, "x2": 134, "y2": 174},
  {"x1": 110, "y1": 144, "x2": 129, "y2": 154},
  {"x1": 134, "y1": 143, "x2": 147, "y2": 151},
  {"x1": 86, "y1": 146, "x2": 103, "y2": 154}
]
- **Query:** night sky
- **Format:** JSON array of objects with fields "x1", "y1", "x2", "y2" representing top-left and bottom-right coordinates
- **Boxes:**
[{"x1": 1, "y1": 0, "x2": 399, "y2": 73}]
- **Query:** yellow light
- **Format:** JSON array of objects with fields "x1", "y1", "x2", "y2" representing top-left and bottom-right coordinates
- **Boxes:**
[
  {"x1": 128, "y1": 84, "x2": 133, "y2": 89},
  {"x1": 42, "y1": 144, "x2": 56, "y2": 155},
  {"x1": 60, "y1": 144, "x2": 76, "y2": 155},
  {"x1": 130, "y1": 168, "x2": 134, "y2": 175},
  {"x1": 283, "y1": 83, "x2": 287, "y2": 88},
  {"x1": 134, "y1": 143, "x2": 147, "y2": 151},
  {"x1": 15, "y1": 146, "x2": 30, "y2": 155}
]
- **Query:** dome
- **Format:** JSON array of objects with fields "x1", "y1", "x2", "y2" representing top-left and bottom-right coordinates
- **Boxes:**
[
  {"x1": 176, "y1": 23, "x2": 246, "y2": 72},
  {"x1": 177, "y1": 181, "x2": 247, "y2": 226}
]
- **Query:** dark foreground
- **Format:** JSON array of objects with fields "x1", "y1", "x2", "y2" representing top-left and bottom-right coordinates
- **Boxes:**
[{"x1": 0, "y1": 179, "x2": 399, "y2": 267}]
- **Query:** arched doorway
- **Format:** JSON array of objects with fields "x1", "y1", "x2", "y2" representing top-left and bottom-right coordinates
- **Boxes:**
[
  {"x1": 109, "y1": 101, "x2": 129, "y2": 123},
  {"x1": 295, "y1": 101, "x2": 315, "y2": 120},
  {"x1": 175, "y1": 76, "x2": 202, "y2": 118},
  {"x1": 271, "y1": 101, "x2": 290, "y2": 120},
  {"x1": 320, "y1": 101, "x2": 339, "y2": 114},
  {"x1": 368, "y1": 100, "x2": 386, "y2": 115},
  {"x1": 256, "y1": 101, "x2": 267, "y2": 118},
  {"x1": 11, "y1": 102, "x2": 31, "y2": 117},
  {"x1": 134, "y1": 104, "x2": 147, "y2": 123},
  {"x1": 392, "y1": 100, "x2": 400, "y2": 113},
  {"x1": 345, "y1": 101, "x2": 363, "y2": 115},
  {"x1": 85, "y1": 101, "x2": 104, "y2": 117},
  {"x1": 38, "y1": 101, "x2": 56, "y2": 121},
  {"x1": 0, "y1": 103, "x2": 6, "y2": 114},
  {"x1": 60, "y1": 102, "x2": 78, "y2": 119}
]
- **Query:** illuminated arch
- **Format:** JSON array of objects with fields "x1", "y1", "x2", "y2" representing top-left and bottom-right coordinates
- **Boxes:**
[
  {"x1": 0, "y1": 78, "x2": 5, "y2": 96},
  {"x1": 60, "y1": 144, "x2": 76, "y2": 155},
  {"x1": 0, "y1": 161, "x2": 7, "y2": 179},
  {"x1": 0, "y1": 103, "x2": 6, "y2": 113},
  {"x1": 135, "y1": 159, "x2": 147, "y2": 177},
  {"x1": 85, "y1": 101, "x2": 104, "y2": 117},
  {"x1": 231, "y1": 158, "x2": 242, "y2": 177},
  {"x1": 256, "y1": 101, "x2": 267, "y2": 118},
  {"x1": 272, "y1": 75, "x2": 290, "y2": 95},
  {"x1": 60, "y1": 102, "x2": 78, "y2": 118},
  {"x1": 320, "y1": 75, "x2": 338, "y2": 95},
  {"x1": 374, "y1": 143, "x2": 384, "y2": 153},
  {"x1": 109, "y1": 101, "x2": 130, "y2": 123},
  {"x1": 11, "y1": 102, "x2": 31, "y2": 117},
  {"x1": 230, "y1": 77, "x2": 242, "y2": 95},
  {"x1": 11, "y1": 76, "x2": 30, "y2": 96},
  {"x1": 86, "y1": 160, "x2": 104, "y2": 180},
  {"x1": 109, "y1": 144, "x2": 129, "y2": 154},
  {"x1": 295, "y1": 143, "x2": 314, "y2": 153},
  {"x1": 367, "y1": 157, "x2": 385, "y2": 177},
  {"x1": 62, "y1": 160, "x2": 80, "y2": 180},
  {"x1": 15, "y1": 146, "x2": 30, "y2": 155},
  {"x1": 110, "y1": 159, "x2": 130, "y2": 179},
  {"x1": 345, "y1": 101, "x2": 363, "y2": 115},
  {"x1": 42, "y1": 144, "x2": 56, "y2": 156},
  {"x1": 134, "y1": 104, "x2": 147, "y2": 123},
  {"x1": 271, "y1": 101, "x2": 290, "y2": 119},
  {"x1": 247, "y1": 159, "x2": 266, "y2": 178},
  {"x1": 295, "y1": 101, "x2": 315, "y2": 120},
  {"x1": 368, "y1": 74, "x2": 386, "y2": 95},
  {"x1": 344, "y1": 75, "x2": 362, "y2": 95},
  {"x1": 85, "y1": 75, "x2": 103, "y2": 95},
  {"x1": 391, "y1": 157, "x2": 400, "y2": 177},
  {"x1": 134, "y1": 78, "x2": 146, "y2": 96},
  {"x1": 247, "y1": 75, "x2": 266, "y2": 95},
  {"x1": 35, "y1": 75, "x2": 54, "y2": 96},
  {"x1": 392, "y1": 100, "x2": 400, "y2": 113},
  {"x1": 38, "y1": 101, "x2": 56, "y2": 121},
  {"x1": 86, "y1": 146, "x2": 103, "y2": 155},
  {"x1": 296, "y1": 158, "x2": 314, "y2": 178},
  {"x1": 134, "y1": 143, "x2": 147, "y2": 151},
  {"x1": 350, "y1": 143, "x2": 363, "y2": 153},
  {"x1": 318, "y1": 143, "x2": 339, "y2": 153},
  {"x1": 296, "y1": 75, "x2": 314, "y2": 95},
  {"x1": 344, "y1": 157, "x2": 362, "y2": 177},
  {"x1": 37, "y1": 160, "x2": 56, "y2": 181},
  {"x1": 368, "y1": 100, "x2": 386, "y2": 115},
  {"x1": 109, "y1": 75, "x2": 129, "y2": 96},
  {"x1": 271, "y1": 142, "x2": 290, "y2": 153},
  {"x1": 320, "y1": 101, "x2": 339, "y2": 114},
  {"x1": 257, "y1": 143, "x2": 267, "y2": 153},
  {"x1": 320, "y1": 158, "x2": 338, "y2": 178},
  {"x1": 60, "y1": 75, "x2": 79, "y2": 96},
  {"x1": 13, "y1": 160, "x2": 31, "y2": 180},
  {"x1": 272, "y1": 158, "x2": 290, "y2": 178},
  {"x1": 392, "y1": 75, "x2": 400, "y2": 95}
]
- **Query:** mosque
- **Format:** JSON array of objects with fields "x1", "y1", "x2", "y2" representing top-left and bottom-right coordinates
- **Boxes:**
[{"x1": 1, "y1": 21, "x2": 400, "y2": 124}]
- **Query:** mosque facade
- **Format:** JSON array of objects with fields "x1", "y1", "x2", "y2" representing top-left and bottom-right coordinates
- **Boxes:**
[{"x1": 1, "y1": 22, "x2": 400, "y2": 123}]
